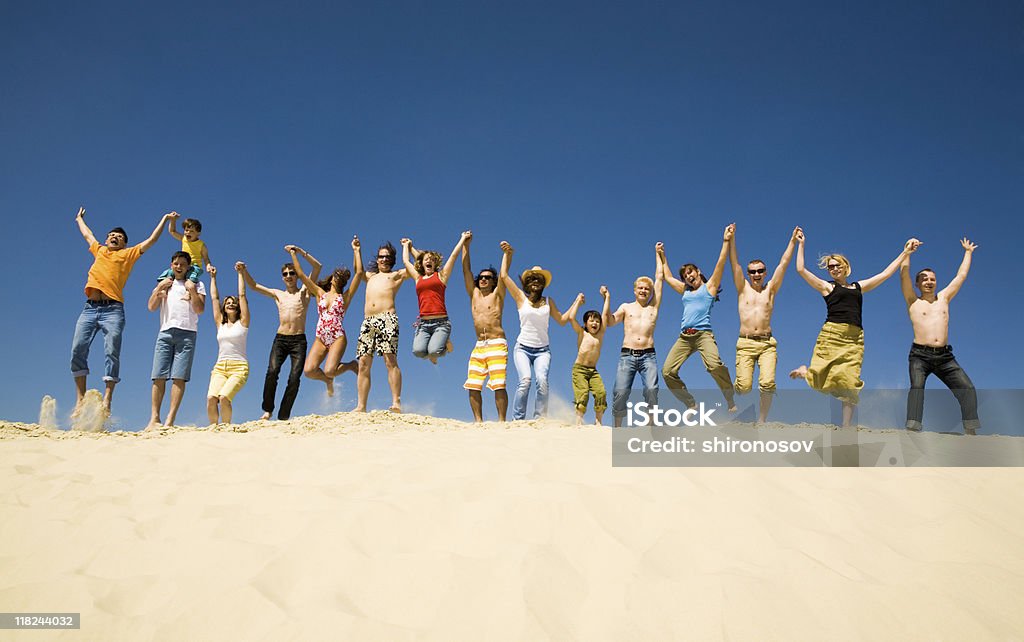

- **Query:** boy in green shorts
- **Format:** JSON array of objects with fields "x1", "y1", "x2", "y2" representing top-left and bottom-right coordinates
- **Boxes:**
[{"x1": 564, "y1": 287, "x2": 611, "y2": 425}]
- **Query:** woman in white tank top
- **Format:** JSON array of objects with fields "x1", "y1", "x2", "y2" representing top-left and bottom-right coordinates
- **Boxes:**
[
  {"x1": 499, "y1": 242, "x2": 572, "y2": 420},
  {"x1": 207, "y1": 265, "x2": 251, "y2": 425}
]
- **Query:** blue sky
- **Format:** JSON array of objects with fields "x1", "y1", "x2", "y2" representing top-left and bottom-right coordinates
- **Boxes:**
[{"x1": 2, "y1": 1, "x2": 1020, "y2": 429}]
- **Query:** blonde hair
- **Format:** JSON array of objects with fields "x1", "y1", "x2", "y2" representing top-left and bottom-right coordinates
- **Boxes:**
[
  {"x1": 634, "y1": 276, "x2": 654, "y2": 290},
  {"x1": 415, "y1": 250, "x2": 443, "y2": 275},
  {"x1": 817, "y1": 253, "x2": 851, "y2": 278}
]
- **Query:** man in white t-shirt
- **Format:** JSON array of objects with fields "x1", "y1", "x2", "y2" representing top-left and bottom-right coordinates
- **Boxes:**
[{"x1": 147, "y1": 251, "x2": 206, "y2": 428}]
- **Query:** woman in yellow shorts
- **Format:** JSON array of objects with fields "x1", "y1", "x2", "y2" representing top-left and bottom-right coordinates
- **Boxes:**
[
  {"x1": 207, "y1": 263, "x2": 251, "y2": 424},
  {"x1": 789, "y1": 230, "x2": 919, "y2": 427}
]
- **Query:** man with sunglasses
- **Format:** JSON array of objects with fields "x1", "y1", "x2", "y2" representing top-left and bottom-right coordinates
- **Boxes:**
[
  {"x1": 727, "y1": 225, "x2": 799, "y2": 423},
  {"x1": 239, "y1": 247, "x2": 322, "y2": 420},
  {"x1": 354, "y1": 241, "x2": 408, "y2": 413},
  {"x1": 71, "y1": 206, "x2": 179, "y2": 419},
  {"x1": 460, "y1": 232, "x2": 511, "y2": 421}
]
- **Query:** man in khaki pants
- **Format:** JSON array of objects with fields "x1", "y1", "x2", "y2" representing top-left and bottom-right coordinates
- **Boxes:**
[
  {"x1": 660, "y1": 225, "x2": 736, "y2": 412},
  {"x1": 727, "y1": 225, "x2": 799, "y2": 423}
]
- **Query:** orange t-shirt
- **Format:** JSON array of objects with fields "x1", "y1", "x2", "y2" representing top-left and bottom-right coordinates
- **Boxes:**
[{"x1": 84, "y1": 242, "x2": 144, "y2": 302}]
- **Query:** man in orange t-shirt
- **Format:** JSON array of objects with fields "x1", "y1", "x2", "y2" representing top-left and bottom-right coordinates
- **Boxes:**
[{"x1": 72, "y1": 206, "x2": 178, "y2": 417}]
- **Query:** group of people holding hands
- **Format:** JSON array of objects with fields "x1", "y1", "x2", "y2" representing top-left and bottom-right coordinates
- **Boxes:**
[{"x1": 70, "y1": 207, "x2": 981, "y2": 434}]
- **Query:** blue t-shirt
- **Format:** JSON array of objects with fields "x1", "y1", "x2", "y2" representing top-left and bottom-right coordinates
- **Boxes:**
[{"x1": 680, "y1": 283, "x2": 715, "y2": 331}]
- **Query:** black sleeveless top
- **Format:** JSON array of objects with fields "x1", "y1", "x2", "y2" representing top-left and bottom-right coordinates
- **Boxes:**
[{"x1": 824, "y1": 281, "x2": 862, "y2": 328}]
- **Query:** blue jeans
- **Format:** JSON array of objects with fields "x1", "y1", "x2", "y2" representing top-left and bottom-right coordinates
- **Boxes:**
[
  {"x1": 412, "y1": 317, "x2": 451, "y2": 359},
  {"x1": 70, "y1": 300, "x2": 126, "y2": 383},
  {"x1": 613, "y1": 349, "x2": 659, "y2": 418},
  {"x1": 512, "y1": 343, "x2": 551, "y2": 420},
  {"x1": 152, "y1": 327, "x2": 198, "y2": 381}
]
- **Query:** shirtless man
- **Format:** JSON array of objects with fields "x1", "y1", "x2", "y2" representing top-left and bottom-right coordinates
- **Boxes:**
[
  {"x1": 563, "y1": 288, "x2": 611, "y2": 425},
  {"x1": 728, "y1": 225, "x2": 798, "y2": 423},
  {"x1": 900, "y1": 238, "x2": 980, "y2": 435},
  {"x1": 461, "y1": 232, "x2": 511, "y2": 421},
  {"x1": 355, "y1": 241, "x2": 408, "y2": 412},
  {"x1": 239, "y1": 247, "x2": 322, "y2": 420},
  {"x1": 605, "y1": 243, "x2": 666, "y2": 427}
]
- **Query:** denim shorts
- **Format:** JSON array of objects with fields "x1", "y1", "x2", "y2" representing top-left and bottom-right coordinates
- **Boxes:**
[{"x1": 152, "y1": 327, "x2": 198, "y2": 381}]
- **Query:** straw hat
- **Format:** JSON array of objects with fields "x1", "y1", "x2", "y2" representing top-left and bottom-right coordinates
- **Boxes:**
[{"x1": 520, "y1": 266, "x2": 552, "y2": 287}]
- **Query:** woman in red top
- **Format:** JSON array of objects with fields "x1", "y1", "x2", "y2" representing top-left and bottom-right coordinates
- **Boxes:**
[{"x1": 401, "y1": 232, "x2": 471, "y2": 363}]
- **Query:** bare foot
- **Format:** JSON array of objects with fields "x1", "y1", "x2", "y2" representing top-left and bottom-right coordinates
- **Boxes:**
[
  {"x1": 339, "y1": 360, "x2": 358, "y2": 375},
  {"x1": 728, "y1": 405, "x2": 738, "y2": 412},
  {"x1": 428, "y1": 354, "x2": 438, "y2": 365},
  {"x1": 789, "y1": 365, "x2": 808, "y2": 380},
  {"x1": 326, "y1": 378, "x2": 335, "y2": 397},
  {"x1": 575, "y1": 416, "x2": 584, "y2": 426},
  {"x1": 446, "y1": 339, "x2": 454, "y2": 353},
  {"x1": 259, "y1": 411, "x2": 271, "y2": 420},
  {"x1": 144, "y1": 420, "x2": 162, "y2": 431},
  {"x1": 388, "y1": 404, "x2": 402, "y2": 414}
]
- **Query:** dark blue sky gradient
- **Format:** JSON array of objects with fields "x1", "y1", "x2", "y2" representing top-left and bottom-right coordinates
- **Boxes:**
[{"x1": 2, "y1": 1, "x2": 1020, "y2": 427}]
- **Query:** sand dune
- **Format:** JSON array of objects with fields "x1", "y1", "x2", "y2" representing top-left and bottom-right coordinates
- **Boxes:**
[{"x1": 2, "y1": 414, "x2": 1023, "y2": 640}]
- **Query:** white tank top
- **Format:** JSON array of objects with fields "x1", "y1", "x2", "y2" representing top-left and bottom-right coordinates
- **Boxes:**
[
  {"x1": 518, "y1": 299, "x2": 550, "y2": 348},
  {"x1": 217, "y1": 322, "x2": 248, "y2": 362}
]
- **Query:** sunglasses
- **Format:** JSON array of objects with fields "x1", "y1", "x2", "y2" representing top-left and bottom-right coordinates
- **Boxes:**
[
  {"x1": 748, "y1": 268, "x2": 766, "y2": 275},
  {"x1": 377, "y1": 254, "x2": 394, "y2": 261},
  {"x1": 282, "y1": 271, "x2": 297, "y2": 277},
  {"x1": 827, "y1": 264, "x2": 842, "y2": 270},
  {"x1": 478, "y1": 274, "x2": 495, "y2": 281}
]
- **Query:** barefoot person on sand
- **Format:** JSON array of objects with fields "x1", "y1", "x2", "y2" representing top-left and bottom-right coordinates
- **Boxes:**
[
  {"x1": 899, "y1": 237, "x2": 980, "y2": 435},
  {"x1": 661, "y1": 225, "x2": 737, "y2": 412},
  {"x1": 563, "y1": 289, "x2": 611, "y2": 425},
  {"x1": 500, "y1": 241, "x2": 572, "y2": 421},
  {"x1": 239, "y1": 248, "x2": 322, "y2": 421},
  {"x1": 401, "y1": 232, "x2": 470, "y2": 364},
  {"x1": 355, "y1": 241, "x2": 408, "y2": 413},
  {"x1": 789, "y1": 230, "x2": 920, "y2": 427},
  {"x1": 288, "y1": 239, "x2": 363, "y2": 397},
  {"x1": 606, "y1": 243, "x2": 666, "y2": 427},
  {"x1": 71, "y1": 207, "x2": 178, "y2": 418},
  {"x1": 206, "y1": 263, "x2": 250, "y2": 425},
  {"x1": 148, "y1": 251, "x2": 206, "y2": 428},
  {"x1": 460, "y1": 232, "x2": 511, "y2": 422},
  {"x1": 727, "y1": 225, "x2": 798, "y2": 423}
]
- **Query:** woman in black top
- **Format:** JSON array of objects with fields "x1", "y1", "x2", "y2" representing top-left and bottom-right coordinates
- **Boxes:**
[{"x1": 789, "y1": 229, "x2": 920, "y2": 427}]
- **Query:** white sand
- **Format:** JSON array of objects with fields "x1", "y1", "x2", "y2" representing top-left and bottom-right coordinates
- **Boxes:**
[{"x1": 2, "y1": 414, "x2": 1023, "y2": 640}]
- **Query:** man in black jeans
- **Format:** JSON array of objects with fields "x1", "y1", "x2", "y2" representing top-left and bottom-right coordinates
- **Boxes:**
[
  {"x1": 238, "y1": 247, "x2": 322, "y2": 420},
  {"x1": 899, "y1": 238, "x2": 980, "y2": 434}
]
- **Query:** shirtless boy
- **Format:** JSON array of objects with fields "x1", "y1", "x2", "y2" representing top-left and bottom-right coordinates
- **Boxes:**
[
  {"x1": 71, "y1": 206, "x2": 178, "y2": 416},
  {"x1": 239, "y1": 247, "x2": 322, "y2": 420},
  {"x1": 900, "y1": 238, "x2": 980, "y2": 435},
  {"x1": 355, "y1": 241, "x2": 408, "y2": 413},
  {"x1": 728, "y1": 225, "x2": 798, "y2": 423},
  {"x1": 461, "y1": 232, "x2": 511, "y2": 421},
  {"x1": 564, "y1": 288, "x2": 611, "y2": 425},
  {"x1": 606, "y1": 244, "x2": 666, "y2": 427}
]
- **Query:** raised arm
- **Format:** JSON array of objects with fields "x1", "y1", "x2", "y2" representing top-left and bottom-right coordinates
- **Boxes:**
[
  {"x1": 940, "y1": 238, "x2": 976, "y2": 301},
  {"x1": 237, "y1": 262, "x2": 276, "y2": 299},
  {"x1": 659, "y1": 244, "x2": 686, "y2": 294},
  {"x1": 564, "y1": 293, "x2": 585, "y2": 335},
  {"x1": 794, "y1": 229, "x2": 832, "y2": 295},
  {"x1": 727, "y1": 227, "x2": 745, "y2": 293},
  {"x1": 549, "y1": 294, "x2": 572, "y2": 327},
  {"x1": 499, "y1": 241, "x2": 524, "y2": 306},
  {"x1": 706, "y1": 224, "x2": 733, "y2": 297},
  {"x1": 287, "y1": 245, "x2": 325, "y2": 297},
  {"x1": 860, "y1": 238, "x2": 921, "y2": 293},
  {"x1": 298, "y1": 246, "x2": 322, "y2": 283},
  {"x1": 236, "y1": 263, "x2": 250, "y2": 327},
  {"x1": 401, "y1": 238, "x2": 421, "y2": 280},
  {"x1": 167, "y1": 216, "x2": 183, "y2": 241},
  {"x1": 344, "y1": 236, "x2": 364, "y2": 306},
  {"x1": 899, "y1": 254, "x2": 916, "y2": 306},
  {"x1": 74, "y1": 206, "x2": 98, "y2": 246},
  {"x1": 653, "y1": 243, "x2": 665, "y2": 307},
  {"x1": 209, "y1": 266, "x2": 223, "y2": 324},
  {"x1": 600, "y1": 287, "x2": 611, "y2": 335},
  {"x1": 461, "y1": 233, "x2": 476, "y2": 296},
  {"x1": 768, "y1": 226, "x2": 799, "y2": 295},
  {"x1": 201, "y1": 243, "x2": 213, "y2": 272},
  {"x1": 440, "y1": 231, "x2": 471, "y2": 284},
  {"x1": 138, "y1": 211, "x2": 179, "y2": 254},
  {"x1": 604, "y1": 286, "x2": 625, "y2": 327}
]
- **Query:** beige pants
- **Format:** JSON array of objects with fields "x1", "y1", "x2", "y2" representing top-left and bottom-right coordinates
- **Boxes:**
[
  {"x1": 662, "y1": 330, "x2": 735, "y2": 408},
  {"x1": 734, "y1": 336, "x2": 778, "y2": 395},
  {"x1": 805, "y1": 322, "x2": 864, "y2": 405}
]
